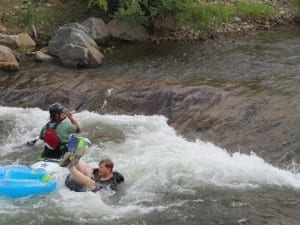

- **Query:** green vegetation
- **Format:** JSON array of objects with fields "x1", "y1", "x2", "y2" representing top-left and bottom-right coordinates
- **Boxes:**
[
  {"x1": 0, "y1": 0, "x2": 291, "y2": 39},
  {"x1": 295, "y1": 0, "x2": 300, "y2": 15},
  {"x1": 183, "y1": 2, "x2": 235, "y2": 27},
  {"x1": 91, "y1": 0, "x2": 276, "y2": 27},
  {"x1": 236, "y1": 0, "x2": 276, "y2": 20},
  {"x1": 18, "y1": 43, "x2": 29, "y2": 53},
  {"x1": 1, "y1": 0, "x2": 95, "y2": 37},
  {"x1": 16, "y1": 8, "x2": 36, "y2": 27}
]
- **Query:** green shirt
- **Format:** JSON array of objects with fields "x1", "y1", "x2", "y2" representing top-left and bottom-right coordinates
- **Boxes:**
[{"x1": 40, "y1": 119, "x2": 79, "y2": 144}]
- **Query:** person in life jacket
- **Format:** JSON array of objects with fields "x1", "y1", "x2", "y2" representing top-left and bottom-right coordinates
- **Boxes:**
[
  {"x1": 65, "y1": 158, "x2": 124, "y2": 192},
  {"x1": 39, "y1": 103, "x2": 81, "y2": 159}
]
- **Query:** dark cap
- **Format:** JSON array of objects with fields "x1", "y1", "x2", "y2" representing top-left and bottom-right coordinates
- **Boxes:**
[{"x1": 49, "y1": 103, "x2": 65, "y2": 115}]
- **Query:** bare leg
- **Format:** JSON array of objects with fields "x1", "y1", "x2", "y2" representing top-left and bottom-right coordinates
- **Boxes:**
[
  {"x1": 68, "y1": 163, "x2": 96, "y2": 190},
  {"x1": 75, "y1": 163, "x2": 93, "y2": 178}
]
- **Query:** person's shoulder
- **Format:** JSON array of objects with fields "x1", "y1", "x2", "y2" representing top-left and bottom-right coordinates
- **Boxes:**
[
  {"x1": 59, "y1": 119, "x2": 73, "y2": 127},
  {"x1": 113, "y1": 171, "x2": 124, "y2": 183}
]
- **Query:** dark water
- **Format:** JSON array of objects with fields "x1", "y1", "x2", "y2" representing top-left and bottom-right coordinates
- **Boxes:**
[
  {"x1": 101, "y1": 29, "x2": 300, "y2": 84},
  {"x1": 0, "y1": 28, "x2": 300, "y2": 225}
]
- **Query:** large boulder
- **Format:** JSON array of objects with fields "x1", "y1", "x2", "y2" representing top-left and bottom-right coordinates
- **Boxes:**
[
  {"x1": 82, "y1": 17, "x2": 110, "y2": 45},
  {"x1": 48, "y1": 23, "x2": 104, "y2": 68},
  {"x1": 0, "y1": 45, "x2": 19, "y2": 71},
  {"x1": 107, "y1": 20, "x2": 149, "y2": 42}
]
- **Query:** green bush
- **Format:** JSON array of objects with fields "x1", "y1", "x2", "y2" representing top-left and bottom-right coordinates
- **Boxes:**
[
  {"x1": 89, "y1": 0, "x2": 200, "y2": 22},
  {"x1": 88, "y1": 0, "x2": 108, "y2": 10}
]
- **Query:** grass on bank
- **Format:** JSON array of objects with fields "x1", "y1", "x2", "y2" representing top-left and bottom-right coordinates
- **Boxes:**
[
  {"x1": 179, "y1": 0, "x2": 276, "y2": 28},
  {"x1": 1, "y1": 0, "x2": 96, "y2": 38},
  {"x1": 2, "y1": 0, "x2": 278, "y2": 37}
]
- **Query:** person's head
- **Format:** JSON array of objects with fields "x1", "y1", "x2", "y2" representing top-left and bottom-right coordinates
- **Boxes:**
[
  {"x1": 49, "y1": 103, "x2": 66, "y2": 122},
  {"x1": 98, "y1": 158, "x2": 114, "y2": 176}
]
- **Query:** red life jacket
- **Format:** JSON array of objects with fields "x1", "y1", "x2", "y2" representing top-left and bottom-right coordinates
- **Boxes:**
[{"x1": 44, "y1": 122, "x2": 61, "y2": 149}]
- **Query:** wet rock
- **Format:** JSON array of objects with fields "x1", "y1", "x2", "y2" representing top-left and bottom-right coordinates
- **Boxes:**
[
  {"x1": 82, "y1": 17, "x2": 110, "y2": 45},
  {"x1": 58, "y1": 37, "x2": 103, "y2": 68},
  {"x1": 0, "y1": 45, "x2": 19, "y2": 71},
  {"x1": 107, "y1": 19, "x2": 149, "y2": 42},
  {"x1": 103, "y1": 86, "x2": 223, "y2": 129}
]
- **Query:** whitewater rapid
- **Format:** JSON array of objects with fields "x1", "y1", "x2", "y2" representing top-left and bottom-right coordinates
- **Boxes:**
[{"x1": 0, "y1": 106, "x2": 299, "y2": 220}]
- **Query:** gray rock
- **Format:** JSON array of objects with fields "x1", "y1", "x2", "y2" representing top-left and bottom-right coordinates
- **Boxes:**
[
  {"x1": 107, "y1": 19, "x2": 149, "y2": 42},
  {"x1": 48, "y1": 23, "x2": 97, "y2": 56},
  {"x1": 48, "y1": 23, "x2": 103, "y2": 68},
  {"x1": 59, "y1": 44, "x2": 88, "y2": 67},
  {"x1": 82, "y1": 17, "x2": 110, "y2": 45}
]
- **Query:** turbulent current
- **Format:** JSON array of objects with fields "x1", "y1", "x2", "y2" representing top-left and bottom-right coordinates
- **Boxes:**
[{"x1": 0, "y1": 107, "x2": 299, "y2": 225}]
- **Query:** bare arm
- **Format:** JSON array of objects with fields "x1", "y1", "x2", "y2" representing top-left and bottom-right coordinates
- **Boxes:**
[{"x1": 66, "y1": 111, "x2": 82, "y2": 132}]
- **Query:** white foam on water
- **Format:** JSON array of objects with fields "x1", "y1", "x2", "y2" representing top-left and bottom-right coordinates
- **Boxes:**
[
  {"x1": 0, "y1": 106, "x2": 299, "y2": 221},
  {"x1": 0, "y1": 106, "x2": 48, "y2": 155}
]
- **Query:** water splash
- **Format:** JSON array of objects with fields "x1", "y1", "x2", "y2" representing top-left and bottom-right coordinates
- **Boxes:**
[{"x1": 0, "y1": 106, "x2": 299, "y2": 221}]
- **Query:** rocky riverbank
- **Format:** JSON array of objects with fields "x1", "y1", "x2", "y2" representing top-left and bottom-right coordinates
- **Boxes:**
[{"x1": 0, "y1": 0, "x2": 299, "y2": 71}]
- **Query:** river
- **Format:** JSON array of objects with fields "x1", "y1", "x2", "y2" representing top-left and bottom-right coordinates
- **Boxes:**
[{"x1": 0, "y1": 29, "x2": 299, "y2": 225}]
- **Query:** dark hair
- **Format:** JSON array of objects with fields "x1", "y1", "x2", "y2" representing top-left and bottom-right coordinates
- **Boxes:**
[{"x1": 99, "y1": 158, "x2": 114, "y2": 171}]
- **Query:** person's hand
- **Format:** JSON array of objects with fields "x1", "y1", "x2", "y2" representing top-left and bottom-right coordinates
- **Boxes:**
[{"x1": 65, "y1": 111, "x2": 73, "y2": 119}]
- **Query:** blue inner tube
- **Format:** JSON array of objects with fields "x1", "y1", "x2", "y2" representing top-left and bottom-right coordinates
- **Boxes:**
[{"x1": 0, "y1": 165, "x2": 56, "y2": 197}]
